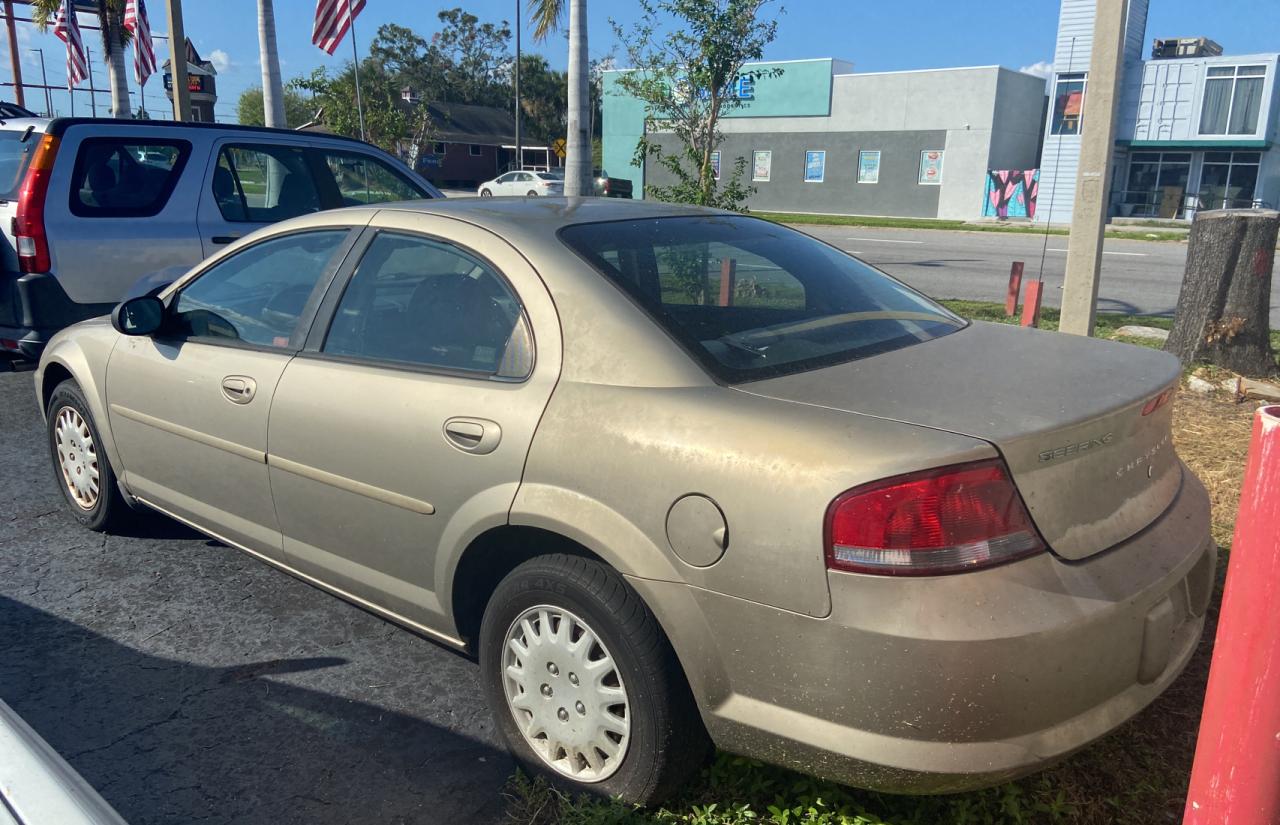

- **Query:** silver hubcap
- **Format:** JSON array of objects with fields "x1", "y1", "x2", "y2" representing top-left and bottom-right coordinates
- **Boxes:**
[
  {"x1": 502, "y1": 605, "x2": 630, "y2": 782},
  {"x1": 54, "y1": 406, "x2": 99, "y2": 510}
]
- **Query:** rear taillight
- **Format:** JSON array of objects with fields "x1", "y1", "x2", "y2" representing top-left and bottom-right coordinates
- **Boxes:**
[
  {"x1": 602, "y1": 179, "x2": 611, "y2": 194},
  {"x1": 1142, "y1": 388, "x2": 1174, "y2": 416},
  {"x1": 14, "y1": 133, "x2": 58, "y2": 274},
  {"x1": 825, "y1": 459, "x2": 1045, "y2": 576}
]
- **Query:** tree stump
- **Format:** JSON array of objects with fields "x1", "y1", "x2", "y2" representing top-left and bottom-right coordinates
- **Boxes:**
[{"x1": 1164, "y1": 209, "x2": 1278, "y2": 376}]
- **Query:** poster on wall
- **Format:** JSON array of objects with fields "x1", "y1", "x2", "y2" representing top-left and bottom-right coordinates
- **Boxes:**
[
  {"x1": 918, "y1": 150, "x2": 944, "y2": 184},
  {"x1": 804, "y1": 150, "x2": 826, "y2": 182},
  {"x1": 752, "y1": 150, "x2": 772, "y2": 181},
  {"x1": 711, "y1": 151, "x2": 721, "y2": 180},
  {"x1": 857, "y1": 150, "x2": 880, "y2": 184}
]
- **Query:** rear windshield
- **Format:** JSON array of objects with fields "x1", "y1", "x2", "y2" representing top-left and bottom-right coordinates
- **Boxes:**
[
  {"x1": 538, "y1": 171, "x2": 564, "y2": 180},
  {"x1": 0, "y1": 129, "x2": 36, "y2": 201},
  {"x1": 559, "y1": 215, "x2": 965, "y2": 382}
]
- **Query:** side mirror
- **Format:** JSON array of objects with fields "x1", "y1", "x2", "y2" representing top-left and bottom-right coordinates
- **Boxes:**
[{"x1": 111, "y1": 295, "x2": 165, "y2": 336}]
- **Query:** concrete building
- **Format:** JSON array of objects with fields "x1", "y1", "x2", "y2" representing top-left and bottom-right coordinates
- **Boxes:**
[
  {"x1": 602, "y1": 58, "x2": 1047, "y2": 220},
  {"x1": 1039, "y1": 0, "x2": 1280, "y2": 222},
  {"x1": 162, "y1": 40, "x2": 218, "y2": 123}
]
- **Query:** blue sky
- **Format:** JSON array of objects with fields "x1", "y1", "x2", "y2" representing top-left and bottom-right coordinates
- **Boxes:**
[{"x1": 4, "y1": 0, "x2": 1280, "y2": 122}]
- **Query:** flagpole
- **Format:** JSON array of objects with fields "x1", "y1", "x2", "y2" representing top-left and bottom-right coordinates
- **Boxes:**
[
  {"x1": 347, "y1": 0, "x2": 365, "y2": 141},
  {"x1": 86, "y1": 44, "x2": 97, "y2": 116}
]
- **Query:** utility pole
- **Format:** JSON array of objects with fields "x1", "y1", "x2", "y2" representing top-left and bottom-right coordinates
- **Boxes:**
[
  {"x1": 3, "y1": 0, "x2": 22, "y2": 108},
  {"x1": 29, "y1": 49, "x2": 51, "y2": 116},
  {"x1": 513, "y1": 0, "x2": 521, "y2": 172},
  {"x1": 165, "y1": 0, "x2": 189, "y2": 121},
  {"x1": 85, "y1": 44, "x2": 97, "y2": 116},
  {"x1": 1059, "y1": 0, "x2": 1129, "y2": 336}
]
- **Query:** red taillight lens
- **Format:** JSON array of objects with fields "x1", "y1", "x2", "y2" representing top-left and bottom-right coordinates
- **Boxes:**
[
  {"x1": 1142, "y1": 388, "x2": 1174, "y2": 416},
  {"x1": 825, "y1": 459, "x2": 1045, "y2": 576},
  {"x1": 15, "y1": 133, "x2": 58, "y2": 274}
]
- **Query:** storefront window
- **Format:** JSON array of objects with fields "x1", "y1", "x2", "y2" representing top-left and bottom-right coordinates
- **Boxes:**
[
  {"x1": 1050, "y1": 73, "x2": 1087, "y2": 135},
  {"x1": 1200, "y1": 66, "x2": 1266, "y2": 136},
  {"x1": 1197, "y1": 151, "x2": 1261, "y2": 210},
  {"x1": 1122, "y1": 152, "x2": 1191, "y2": 218}
]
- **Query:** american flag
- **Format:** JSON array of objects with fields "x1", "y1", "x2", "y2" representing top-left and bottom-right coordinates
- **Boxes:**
[
  {"x1": 52, "y1": 0, "x2": 89, "y2": 89},
  {"x1": 312, "y1": 0, "x2": 366, "y2": 55},
  {"x1": 123, "y1": 0, "x2": 156, "y2": 86}
]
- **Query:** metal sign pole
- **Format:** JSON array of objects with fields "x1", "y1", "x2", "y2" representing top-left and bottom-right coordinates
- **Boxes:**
[
  {"x1": 86, "y1": 43, "x2": 96, "y2": 116},
  {"x1": 165, "y1": 0, "x2": 189, "y2": 120},
  {"x1": 3, "y1": 0, "x2": 24, "y2": 108},
  {"x1": 514, "y1": 0, "x2": 521, "y2": 171}
]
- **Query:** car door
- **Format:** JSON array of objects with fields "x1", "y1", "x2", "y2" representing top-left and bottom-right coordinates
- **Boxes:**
[
  {"x1": 490, "y1": 172, "x2": 514, "y2": 194},
  {"x1": 106, "y1": 223, "x2": 362, "y2": 558},
  {"x1": 197, "y1": 140, "x2": 326, "y2": 257},
  {"x1": 265, "y1": 210, "x2": 561, "y2": 630}
]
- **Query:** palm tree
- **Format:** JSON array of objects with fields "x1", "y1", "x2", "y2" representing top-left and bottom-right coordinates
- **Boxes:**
[
  {"x1": 258, "y1": 0, "x2": 287, "y2": 128},
  {"x1": 529, "y1": 0, "x2": 590, "y2": 197},
  {"x1": 34, "y1": 0, "x2": 132, "y2": 118}
]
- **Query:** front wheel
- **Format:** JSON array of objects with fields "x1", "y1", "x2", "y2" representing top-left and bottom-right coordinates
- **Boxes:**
[
  {"x1": 46, "y1": 379, "x2": 129, "y2": 531},
  {"x1": 479, "y1": 188, "x2": 493, "y2": 197},
  {"x1": 479, "y1": 554, "x2": 710, "y2": 805}
]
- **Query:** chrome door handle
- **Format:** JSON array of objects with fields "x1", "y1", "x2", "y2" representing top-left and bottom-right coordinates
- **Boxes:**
[
  {"x1": 443, "y1": 417, "x2": 502, "y2": 455},
  {"x1": 221, "y1": 375, "x2": 257, "y2": 404}
]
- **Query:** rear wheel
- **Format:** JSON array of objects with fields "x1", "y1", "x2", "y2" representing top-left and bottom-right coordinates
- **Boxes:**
[
  {"x1": 46, "y1": 380, "x2": 128, "y2": 531},
  {"x1": 479, "y1": 554, "x2": 709, "y2": 805},
  {"x1": 526, "y1": 190, "x2": 539, "y2": 197}
]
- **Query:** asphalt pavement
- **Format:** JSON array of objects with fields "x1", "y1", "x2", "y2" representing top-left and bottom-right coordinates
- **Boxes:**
[
  {"x1": 793, "y1": 224, "x2": 1280, "y2": 328},
  {"x1": 0, "y1": 371, "x2": 510, "y2": 825}
]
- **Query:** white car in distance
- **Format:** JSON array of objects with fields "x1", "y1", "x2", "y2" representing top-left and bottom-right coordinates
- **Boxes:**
[{"x1": 477, "y1": 170, "x2": 564, "y2": 197}]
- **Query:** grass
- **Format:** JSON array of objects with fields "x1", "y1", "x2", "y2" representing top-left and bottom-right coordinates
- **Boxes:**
[
  {"x1": 750, "y1": 211, "x2": 1189, "y2": 243},
  {"x1": 505, "y1": 301, "x2": 1263, "y2": 825}
]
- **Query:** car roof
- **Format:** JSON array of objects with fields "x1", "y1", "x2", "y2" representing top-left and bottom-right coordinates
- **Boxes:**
[
  {"x1": 371, "y1": 196, "x2": 730, "y2": 234},
  {"x1": 0, "y1": 117, "x2": 52, "y2": 132},
  {"x1": 33, "y1": 117, "x2": 383, "y2": 149}
]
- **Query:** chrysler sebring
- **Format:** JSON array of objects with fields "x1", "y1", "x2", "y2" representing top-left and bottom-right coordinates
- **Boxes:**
[{"x1": 35, "y1": 198, "x2": 1214, "y2": 804}]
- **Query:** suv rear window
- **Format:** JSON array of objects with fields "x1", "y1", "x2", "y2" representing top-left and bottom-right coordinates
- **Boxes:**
[
  {"x1": 0, "y1": 129, "x2": 36, "y2": 201},
  {"x1": 559, "y1": 216, "x2": 965, "y2": 382},
  {"x1": 70, "y1": 138, "x2": 191, "y2": 217}
]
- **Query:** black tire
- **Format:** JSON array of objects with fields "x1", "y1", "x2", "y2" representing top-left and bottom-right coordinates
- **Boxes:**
[
  {"x1": 46, "y1": 379, "x2": 128, "y2": 532},
  {"x1": 480, "y1": 554, "x2": 710, "y2": 805},
  {"x1": 480, "y1": 188, "x2": 493, "y2": 197},
  {"x1": 526, "y1": 190, "x2": 539, "y2": 197}
]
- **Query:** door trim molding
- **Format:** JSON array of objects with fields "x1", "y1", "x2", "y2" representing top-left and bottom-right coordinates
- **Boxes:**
[
  {"x1": 109, "y1": 403, "x2": 266, "y2": 463},
  {"x1": 267, "y1": 454, "x2": 437, "y2": 515}
]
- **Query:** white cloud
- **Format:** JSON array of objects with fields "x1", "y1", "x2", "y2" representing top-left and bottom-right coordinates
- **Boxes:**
[
  {"x1": 209, "y1": 49, "x2": 231, "y2": 73},
  {"x1": 1019, "y1": 60, "x2": 1054, "y2": 80}
]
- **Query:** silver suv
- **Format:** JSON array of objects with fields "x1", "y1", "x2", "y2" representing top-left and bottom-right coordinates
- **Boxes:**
[{"x1": 0, "y1": 117, "x2": 441, "y2": 359}]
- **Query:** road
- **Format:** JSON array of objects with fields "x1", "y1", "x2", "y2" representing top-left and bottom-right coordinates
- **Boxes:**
[
  {"x1": 0, "y1": 372, "x2": 509, "y2": 825},
  {"x1": 791, "y1": 224, "x2": 1280, "y2": 328}
]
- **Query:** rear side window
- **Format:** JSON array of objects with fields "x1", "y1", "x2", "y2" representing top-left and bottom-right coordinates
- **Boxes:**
[
  {"x1": 214, "y1": 144, "x2": 321, "y2": 223},
  {"x1": 317, "y1": 150, "x2": 427, "y2": 205},
  {"x1": 0, "y1": 130, "x2": 36, "y2": 200},
  {"x1": 69, "y1": 138, "x2": 190, "y2": 217},
  {"x1": 560, "y1": 216, "x2": 965, "y2": 382}
]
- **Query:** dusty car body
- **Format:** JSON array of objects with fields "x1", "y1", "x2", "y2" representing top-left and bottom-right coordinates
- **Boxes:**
[{"x1": 35, "y1": 198, "x2": 1213, "y2": 803}]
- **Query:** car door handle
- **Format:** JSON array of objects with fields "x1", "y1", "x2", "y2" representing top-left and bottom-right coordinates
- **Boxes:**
[
  {"x1": 443, "y1": 417, "x2": 502, "y2": 455},
  {"x1": 211, "y1": 235, "x2": 241, "y2": 245},
  {"x1": 221, "y1": 375, "x2": 257, "y2": 405}
]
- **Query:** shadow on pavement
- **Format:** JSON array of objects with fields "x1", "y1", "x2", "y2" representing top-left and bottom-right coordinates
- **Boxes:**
[{"x1": 0, "y1": 596, "x2": 511, "y2": 824}]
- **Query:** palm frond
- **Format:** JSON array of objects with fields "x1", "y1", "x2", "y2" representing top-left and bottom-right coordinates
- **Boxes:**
[{"x1": 527, "y1": 0, "x2": 564, "y2": 41}]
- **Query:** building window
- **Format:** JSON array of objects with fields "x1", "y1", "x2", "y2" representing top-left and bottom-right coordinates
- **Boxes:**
[
  {"x1": 1050, "y1": 73, "x2": 1086, "y2": 135},
  {"x1": 433, "y1": 142, "x2": 447, "y2": 154},
  {"x1": 190, "y1": 106, "x2": 202, "y2": 123},
  {"x1": 710, "y1": 150, "x2": 721, "y2": 181},
  {"x1": 804, "y1": 150, "x2": 825, "y2": 183},
  {"x1": 469, "y1": 144, "x2": 483, "y2": 156},
  {"x1": 1200, "y1": 65, "x2": 1266, "y2": 135},
  {"x1": 918, "y1": 150, "x2": 944, "y2": 185},
  {"x1": 1198, "y1": 151, "x2": 1262, "y2": 210},
  {"x1": 1122, "y1": 152, "x2": 1192, "y2": 218},
  {"x1": 752, "y1": 150, "x2": 771, "y2": 181},
  {"x1": 857, "y1": 150, "x2": 880, "y2": 184}
]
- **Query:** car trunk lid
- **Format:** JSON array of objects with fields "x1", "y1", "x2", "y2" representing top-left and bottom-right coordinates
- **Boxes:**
[{"x1": 736, "y1": 321, "x2": 1182, "y2": 561}]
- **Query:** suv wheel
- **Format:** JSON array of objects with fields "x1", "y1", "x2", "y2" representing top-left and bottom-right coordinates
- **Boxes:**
[
  {"x1": 479, "y1": 554, "x2": 709, "y2": 805},
  {"x1": 46, "y1": 379, "x2": 128, "y2": 531}
]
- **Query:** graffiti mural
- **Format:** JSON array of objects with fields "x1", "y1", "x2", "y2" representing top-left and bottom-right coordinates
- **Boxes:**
[{"x1": 983, "y1": 169, "x2": 1039, "y2": 219}]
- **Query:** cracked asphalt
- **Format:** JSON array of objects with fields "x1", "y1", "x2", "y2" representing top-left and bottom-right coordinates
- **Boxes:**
[{"x1": 0, "y1": 369, "x2": 511, "y2": 824}]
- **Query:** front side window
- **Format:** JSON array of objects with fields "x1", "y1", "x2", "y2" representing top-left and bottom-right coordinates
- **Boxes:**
[
  {"x1": 1050, "y1": 73, "x2": 1086, "y2": 135},
  {"x1": 323, "y1": 232, "x2": 531, "y2": 377},
  {"x1": 70, "y1": 138, "x2": 190, "y2": 217},
  {"x1": 318, "y1": 150, "x2": 426, "y2": 206},
  {"x1": 214, "y1": 144, "x2": 321, "y2": 223},
  {"x1": 171, "y1": 230, "x2": 348, "y2": 348},
  {"x1": 1200, "y1": 65, "x2": 1266, "y2": 135},
  {"x1": 560, "y1": 216, "x2": 965, "y2": 382}
]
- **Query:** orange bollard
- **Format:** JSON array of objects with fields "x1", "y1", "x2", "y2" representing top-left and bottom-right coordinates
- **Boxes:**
[
  {"x1": 1020, "y1": 280, "x2": 1043, "y2": 328},
  {"x1": 1184, "y1": 404, "x2": 1280, "y2": 825},
  {"x1": 1005, "y1": 261, "x2": 1024, "y2": 316}
]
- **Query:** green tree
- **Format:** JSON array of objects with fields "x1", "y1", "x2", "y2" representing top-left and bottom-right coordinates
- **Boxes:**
[
  {"x1": 529, "y1": 0, "x2": 591, "y2": 195},
  {"x1": 517, "y1": 54, "x2": 567, "y2": 144},
  {"x1": 433, "y1": 8, "x2": 513, "y2": 108},
  {"x1": 292, "y1": 63, "x2": 429, "y2": 156},
  {"x1": 33, "y1": 0, "x2": 131, "y2": 118},
  {"x1": 236, "y1": 86, "x2": 315, "y2": 129},
  {"x1": 612, "y1": 0, "x2": 782, "y2": 210}
]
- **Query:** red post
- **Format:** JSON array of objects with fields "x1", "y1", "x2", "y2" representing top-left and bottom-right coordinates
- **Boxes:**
[
  {"x1": 1005, "y1": 261, "x2": 1024, "y2": 316},
  {"x1": 1184, "y1": 405, "x2": 1280, "y2": 825},
  {"x1": 1020, "y1": 280, "x2": 1043, "y2": 328},
  {"x1": 718, "y1": 257, "x2": 737, "y2": 307}
]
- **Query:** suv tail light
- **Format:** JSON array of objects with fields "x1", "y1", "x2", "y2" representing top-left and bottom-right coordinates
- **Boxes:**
[
  {"x1": 825, "y1": 459, "x2": 1045, "y2": 576},
  {"x1": 14, "y1": 133, "x2": 59, "y2": 274}
]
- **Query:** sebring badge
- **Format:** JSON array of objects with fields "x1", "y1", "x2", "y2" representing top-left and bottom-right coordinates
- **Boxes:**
[{"x1": 1038, "y1": 433, "x2": 1115, "y2": 463}]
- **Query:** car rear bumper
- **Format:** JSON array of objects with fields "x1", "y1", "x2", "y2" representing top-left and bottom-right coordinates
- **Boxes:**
[
  {"x1": 633, "y1": 463, "x2": 1215, "y2": 794},
  {"x1": 0, "y1": 272, "x2": 112, "y2": 358}
]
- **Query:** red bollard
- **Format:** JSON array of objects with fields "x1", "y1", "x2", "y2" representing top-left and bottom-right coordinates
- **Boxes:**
[
  {"x1": 1020, "y1": 280, "x2": 1043, "y2": 328},
  {"x1": 1005, "y1": 261, "x2": 1024, "y2": 316},
  {"x1": 1184, "y1": 404, "x2": 1280, "y2": 825}
]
